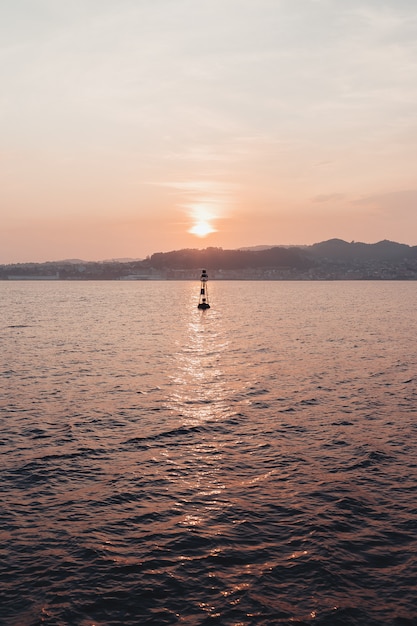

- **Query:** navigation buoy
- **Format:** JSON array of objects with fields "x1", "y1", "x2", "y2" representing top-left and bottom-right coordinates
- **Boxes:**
[{"x1": 197, "y1": 269, "x2": 210, "y2": 309}]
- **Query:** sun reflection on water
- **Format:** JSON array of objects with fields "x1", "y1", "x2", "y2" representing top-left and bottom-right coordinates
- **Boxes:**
[
  {"x1": 164, "y1": 301, "x2": 236, "y2": 533},
  {"x1": 169, "y1": 310, "x2": 231, "y2": 427}
]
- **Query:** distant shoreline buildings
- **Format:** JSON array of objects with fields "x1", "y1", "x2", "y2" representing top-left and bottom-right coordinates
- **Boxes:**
[{"x1": 2, "y1": 239, "x2": 417, "y2": 281}]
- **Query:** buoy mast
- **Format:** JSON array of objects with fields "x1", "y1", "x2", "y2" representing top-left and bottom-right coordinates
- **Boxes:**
[{"x1": 197, "y1": 269, "x2": 210, "y2": 309}]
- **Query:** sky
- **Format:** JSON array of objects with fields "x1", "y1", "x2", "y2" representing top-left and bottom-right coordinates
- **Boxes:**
[{"x1": 1, "y1": 0, "x2": 417, "y2": 262}]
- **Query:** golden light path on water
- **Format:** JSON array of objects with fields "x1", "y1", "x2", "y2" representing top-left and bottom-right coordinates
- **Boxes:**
[
  {"x1": 166, "y1": 299, "x2": 237, "y2": 533},
  {"x1": 170, "y1": 315, "x2": 230, "y2": 425},
  {"x1": 163, "y1": 292, "x2": 293, "y2": 608}
]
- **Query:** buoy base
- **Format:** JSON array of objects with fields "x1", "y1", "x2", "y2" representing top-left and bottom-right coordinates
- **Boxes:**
[{"x1": 198, "y1": 303, "x2": 210, "y2": 310}]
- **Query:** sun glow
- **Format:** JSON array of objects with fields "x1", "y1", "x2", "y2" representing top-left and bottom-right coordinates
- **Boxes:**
[
  {"x1": 189, "y1": 221, "x2": 216, "y2": 237},
  {"x1": 187, "y1": 203, "x2": 218, "y2": 238}
]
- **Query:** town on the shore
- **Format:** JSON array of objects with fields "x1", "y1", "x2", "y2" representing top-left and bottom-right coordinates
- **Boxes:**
[{"x1": 2, "y1": 239, "x2": 417, "y2": 281}]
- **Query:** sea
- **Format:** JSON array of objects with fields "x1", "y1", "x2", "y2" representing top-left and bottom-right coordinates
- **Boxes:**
[{"x1": 1, "y1": 280, "x2": 417, "y2": 626}]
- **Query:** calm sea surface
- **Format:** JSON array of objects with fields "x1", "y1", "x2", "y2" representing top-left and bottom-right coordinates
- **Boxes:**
[{"x1": 1, "y1": 280, "x2": 417, "y2": 626}]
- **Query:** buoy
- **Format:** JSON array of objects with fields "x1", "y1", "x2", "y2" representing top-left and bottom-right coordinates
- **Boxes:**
[{"x1": 197, "y1": 268, "x2": 210, "y2": 309}]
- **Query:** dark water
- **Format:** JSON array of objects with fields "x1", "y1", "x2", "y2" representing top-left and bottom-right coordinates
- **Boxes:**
[{"x1": 1, "y1": 280, "x2": 417, "y2": 626}]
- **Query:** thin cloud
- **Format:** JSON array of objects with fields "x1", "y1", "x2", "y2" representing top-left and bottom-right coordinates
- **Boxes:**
[
  {"x1": 352, "y1": 189, "x2": 417, "y2": 215},
  {"x1": 313, "y1": 193, "x2": 346, "y2": 203}
]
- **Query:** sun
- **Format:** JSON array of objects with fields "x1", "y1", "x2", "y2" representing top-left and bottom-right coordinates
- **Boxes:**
[
  {"x1": 188, "y1": 220, "x2": 216, "y2": 237},
  {"x1": 187, "y1": 201, "x2": 219, "y2": 238}
]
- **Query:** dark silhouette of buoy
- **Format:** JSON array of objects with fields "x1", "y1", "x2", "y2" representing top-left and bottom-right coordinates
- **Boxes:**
[{"x1": 197, "y1": 269, "x2": 210, "y2": 309}]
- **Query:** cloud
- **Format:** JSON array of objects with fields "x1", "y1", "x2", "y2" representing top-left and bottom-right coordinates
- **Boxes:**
[
  {"x1": 157, "y1": 180, "x2": 237, "y2": 213},
  {"x1": 352, "y1": 189, "x2": 417, "y2": 215},
  {"x1": 313, "y1": 193, "x2": 346, "y2": 203}
]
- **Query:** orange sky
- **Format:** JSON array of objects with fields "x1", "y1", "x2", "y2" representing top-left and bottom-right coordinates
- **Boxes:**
[{"x1": 1, "y1": 0, "x2": 417, "y2": 262}]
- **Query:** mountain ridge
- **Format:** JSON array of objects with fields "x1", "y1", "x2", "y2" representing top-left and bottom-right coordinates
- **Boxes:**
[{"x1": 2, "y1": 239, "x2": 417, "y2": 280}]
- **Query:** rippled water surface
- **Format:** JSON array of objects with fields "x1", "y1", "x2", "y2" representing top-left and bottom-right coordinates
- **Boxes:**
[{"x1": 1, "y1": 280, "x2": 417, "y2": 625}]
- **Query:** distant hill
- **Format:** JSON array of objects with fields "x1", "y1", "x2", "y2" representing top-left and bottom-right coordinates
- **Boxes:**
[
  {"x1": 148, "y1": 240, "x2": 417, "y2": 269},
  {"x1": 2, "y1": 239, "x2": 417, "y2": 280},
  {"x1": 238, "y1": 245, "x2": 281, "y2": 252},
  {"x1": 103, "y1": 257, "x2": 145, "y2": 263},
  {"x1": 149, "y1": 246, "x2": 311, "y2": 270},
  {"x1": 308, "y1": 239, "x2": 416, "y2": 261},
  {"x1": 239, "y1": 244, "x2": 308, "y2": 251}
]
